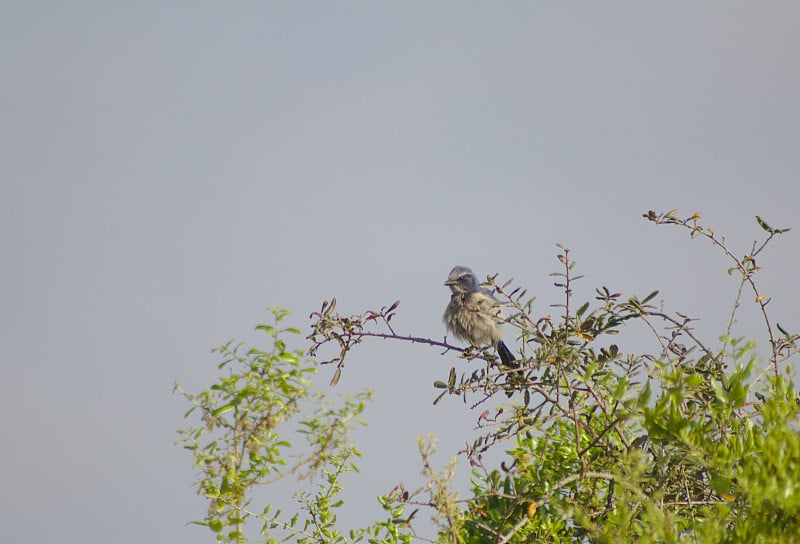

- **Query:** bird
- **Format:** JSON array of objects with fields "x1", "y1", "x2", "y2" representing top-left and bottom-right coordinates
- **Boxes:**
[{"x1": 443, "y1": 265, "x2": 517, "y2": 367}]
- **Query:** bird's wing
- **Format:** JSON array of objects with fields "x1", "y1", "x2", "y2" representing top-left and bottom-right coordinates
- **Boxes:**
[{"x1": 469, "y1": 290, "x2": 503, "y2": 318}]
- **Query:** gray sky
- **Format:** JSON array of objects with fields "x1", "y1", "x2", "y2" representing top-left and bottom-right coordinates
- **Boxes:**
[{"x1": 2, "y1": 3, "x2": 799, "y2": 542}]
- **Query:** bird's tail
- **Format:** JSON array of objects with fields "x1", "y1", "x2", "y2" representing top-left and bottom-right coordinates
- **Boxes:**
[{"x1": 496, "y1": 340, "x2": 517, "y2": 367}]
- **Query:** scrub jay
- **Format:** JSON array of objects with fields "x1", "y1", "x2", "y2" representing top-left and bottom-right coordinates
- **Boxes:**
[{"x1": 443, "y1": 266, "x2": 517, "y2": 367}]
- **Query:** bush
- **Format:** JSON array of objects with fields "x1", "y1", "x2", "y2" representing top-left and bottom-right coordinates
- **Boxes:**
[{"x1": 177, "y1": 210, "x2": 799, "y2": 543}]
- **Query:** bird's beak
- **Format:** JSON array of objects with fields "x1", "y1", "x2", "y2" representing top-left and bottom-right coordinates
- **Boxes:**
[{"x1": 444, "y1": 279, "x2": 455, "y2": 286}]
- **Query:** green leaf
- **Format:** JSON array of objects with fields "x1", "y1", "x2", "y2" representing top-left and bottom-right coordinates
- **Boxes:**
[
  {"x1": 641, "y1": 290, "x2": 659, "y2": 305},
  {"x1": 279, "y1": 352, "x2": 298, "y2": 363},
  {"x1": 256, "y1": 324, "x2": 276, "y2": 337},
  {"x1": 638, "y1": 381, "x2": 652, "y2": 408},
  {"x1": 755, "y1": 215, "x2": 773, "y2": 233},
  {"x1": 710, "y1": 381, "x2": 728, "y2": 404},
  {"x1": 212, "y1": 403, "x2": 235, "y2": 416}
]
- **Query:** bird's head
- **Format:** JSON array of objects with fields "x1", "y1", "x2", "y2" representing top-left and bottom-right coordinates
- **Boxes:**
[{"x1": 444, "y1": 265, "x2": 480, "y2": 294}]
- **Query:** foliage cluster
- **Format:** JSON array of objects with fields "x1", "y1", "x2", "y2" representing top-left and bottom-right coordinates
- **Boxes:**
[{"x1": 177, "y1": 211, "x2": 800, "y2": 543}]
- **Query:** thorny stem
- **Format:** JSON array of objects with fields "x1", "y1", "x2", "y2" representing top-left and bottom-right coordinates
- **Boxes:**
[
  {"x1": 554, "y1": 246, "x2": 587, "y2": 470},
  {"x1": 350, "y1": 331, "x2": 462, "y2": 355},
  {"x1": 646, "y1": 210, "x2": 788, "y2": 376}
]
